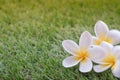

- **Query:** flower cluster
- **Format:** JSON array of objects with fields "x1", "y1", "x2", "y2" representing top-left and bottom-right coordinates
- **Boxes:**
[{"x1": 62, "y1": 20, "x2": 120, "y2": 78}]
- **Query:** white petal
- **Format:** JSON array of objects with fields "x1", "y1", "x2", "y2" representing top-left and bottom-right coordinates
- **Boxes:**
[
  {"x1": 79, "y1": 31, "x2": 92, "y2": 49},
  {"x1": 79, "y1": 58, "x2": 92, "y2": 73},
  {"x1": 113, "y1": 46, "x2": 120, "y2": 59},
  {"x1": 88, "y1": 45, "x2": 106, "y2": 63},
  {"x1": 100, "y1": 41, "x2": 113, "y2": 52},
  {"x1": 94, "y1": 65, "x2": 111, "y2": 73},
  {"x1": 91, "y1": 36, "x2": 98, "y2": 44},
  {"x1": 94, "y1": 20, "x2": 109, "y2": 37},
  {"x1": 62, "y1": 56, "x2": 80, "y2": 68},
  {"x1": 62, "y1": 40, "x2": 79, "y2": 55},
  {"x1": 112, "y1": 60, "x2": 120, "y2": 78},
  {"x1": 107, "y1": 30, "x2": 120, "y2": 45}
]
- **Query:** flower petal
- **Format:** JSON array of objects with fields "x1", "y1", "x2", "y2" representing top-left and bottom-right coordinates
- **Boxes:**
[
  {"x1": 107, "y1": 30, "x2": 120, "y2": 45},
  {"x1": 94, "y1": 65, "x2": 111, "y2": 73},
  {"x1": 79, "y1": 31, "x2": 92, "y2": 49},
  {"x1": 79, "y1": 58, "x2": 92, "y2": 73},
  {"x1": 91, "y1": 36, "x2": 98, "y2": 44},
  {"x1": 112, "y1": 60, "x2": 120, "y2": 78},
  {"x1": 100, "y1": 41, "x2": 113, "y2": 52},
  {"x1": 62, "y1": 56, "x2": 80, "y2": 68},
  {"x1": 113, "y1": 46, "x2": 120, "y2": 59},
  {"x1": 94, "y1": 20, "x2": 109, "y2": 37},
  {"x1": 88, "y1": 45, "x2": 106, "y2": 63},
  {"x1": 62, "y1": 40, "x2": 79, "y2": 55}
]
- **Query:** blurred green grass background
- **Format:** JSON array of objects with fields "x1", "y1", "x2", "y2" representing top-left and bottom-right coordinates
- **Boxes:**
[{"x1": 0, "y1": 0, "x2": 120, "y2": 79}]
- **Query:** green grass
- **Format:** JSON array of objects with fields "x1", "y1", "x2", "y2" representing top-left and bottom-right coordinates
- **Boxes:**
[{"x1": 0, "y1": 0, "x2": 120, "y2": 79}]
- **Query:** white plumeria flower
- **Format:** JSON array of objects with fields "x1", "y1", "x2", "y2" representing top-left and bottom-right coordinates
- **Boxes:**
[
  {"x1": 92, "y1": 42, "x2": 120, "y2": 78},
  {"x1": 62, "y1": 31, "x2": 105, "y2": 73},
  {"x1": 93, "y1": 20, "x2": 120, "y2": 45}
]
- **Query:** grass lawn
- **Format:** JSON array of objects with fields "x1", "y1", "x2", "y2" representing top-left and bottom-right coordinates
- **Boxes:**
[{"x1": 0, "y1": 0, "x2": 120, "y2": 79}]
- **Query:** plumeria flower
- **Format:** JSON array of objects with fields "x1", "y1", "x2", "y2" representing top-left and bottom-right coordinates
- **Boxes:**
[
  {"x1": 92, "y1": 42, "x2": 120, "y2": 78},
  {"x1": 62, "y1": 31, "x2": 105, "y2": 73},
  {"x1": 93, "y1": 20, "x2": 120, "y2": 45}
]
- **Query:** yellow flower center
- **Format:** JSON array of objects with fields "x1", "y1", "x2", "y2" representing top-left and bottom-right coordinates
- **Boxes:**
[
  {"x1": 75, "y1": 49, "x2": 90, "y2": 62},
  {"x1": 102, "y1": 54, "x2": 117, "y2": 69},
  {"x1": 95, "y1": 34, "x2": 113, "y2": 45}
]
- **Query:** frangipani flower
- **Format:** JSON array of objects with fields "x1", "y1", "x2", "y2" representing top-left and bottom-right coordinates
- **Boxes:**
[
  {"x1": 93, "y1": 20, "x2": 120, "y2": 45},
  {"x1": 62, "y1": 31, "x2": 105, "y2": 73},
  {"x1": 92, "y1": 42, "x2": 120, "y2": 78}
]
